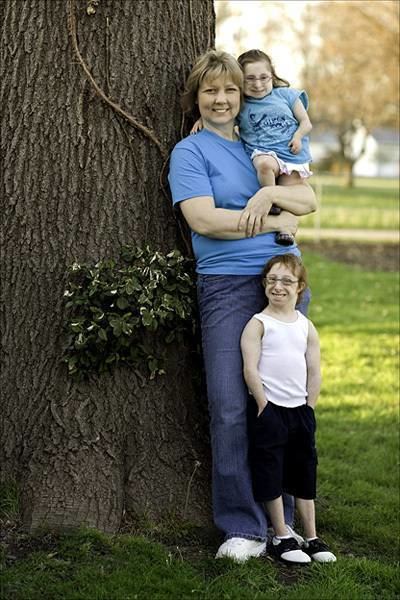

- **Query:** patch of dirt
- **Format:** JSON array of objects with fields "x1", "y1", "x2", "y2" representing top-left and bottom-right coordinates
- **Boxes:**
[
  {"x1": 301, "y1": 241, "x2": 399, "y2": 272},
  {"x1": 0, "y1": 520, "x2": 61, "y2": 566}
]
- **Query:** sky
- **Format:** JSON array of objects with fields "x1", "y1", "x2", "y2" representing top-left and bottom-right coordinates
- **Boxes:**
[{"x1": 215, "y1": 0, "x2": 312, "y2": 86}]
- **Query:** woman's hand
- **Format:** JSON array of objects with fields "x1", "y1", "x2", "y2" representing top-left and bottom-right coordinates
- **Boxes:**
[{"x1": 238, "y1": 188, "x2": 274, "y2": 237}]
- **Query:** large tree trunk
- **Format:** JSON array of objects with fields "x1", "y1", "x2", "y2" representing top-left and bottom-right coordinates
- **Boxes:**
[{"x1": 1, "y1": 0, "x2": 215, "y2": 532}]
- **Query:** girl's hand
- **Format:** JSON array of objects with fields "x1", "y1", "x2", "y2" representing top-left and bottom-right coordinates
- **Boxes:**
[
  {"x1": 238, "y1": 188, "x2": 274, "y2": 237},
  {"x1": 288, "y1": 135, "x2": 302, "y2": 154},
  {"x1": 257, "y1": 400, "x2": 268, "y2": 417},
  {"x1": 190, "y1": 118, "x2": 203, "y2": 135}
]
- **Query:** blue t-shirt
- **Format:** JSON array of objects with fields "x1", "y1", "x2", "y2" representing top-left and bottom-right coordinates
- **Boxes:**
[
  {"x1": 168, "y1": 129, "x2": 300, "y2": 275},
  {"x1": 237, "y1": 87, "x2": 312, "y2": 164}
]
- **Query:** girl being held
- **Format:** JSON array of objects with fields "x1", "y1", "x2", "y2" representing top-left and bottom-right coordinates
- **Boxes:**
[{"x1": 192, "y1": 49, "x2": 313, "y2": 246}]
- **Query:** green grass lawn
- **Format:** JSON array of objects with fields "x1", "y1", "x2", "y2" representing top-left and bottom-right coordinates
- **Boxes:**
[
  {"x1": 300, "y1": 175, "x2": 399, "y2": 230},
  {"x1": 1, "y1": 253, "x2": 399, "y2": 599}
]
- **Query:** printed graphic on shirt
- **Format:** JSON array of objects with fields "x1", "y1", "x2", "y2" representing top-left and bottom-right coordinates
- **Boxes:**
[{"x1": 248, "y1": 113, "x2": 296, "y2": 142}]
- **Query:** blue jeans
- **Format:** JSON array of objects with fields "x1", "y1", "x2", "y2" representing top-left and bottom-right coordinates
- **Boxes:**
[{"x1": 197, "y1": 274, "x2": 311, "y2": 541}]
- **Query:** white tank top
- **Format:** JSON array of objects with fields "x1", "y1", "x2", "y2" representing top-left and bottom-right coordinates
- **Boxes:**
[{"x1": 253, "y1": 310, "x2": 309, "y2": 408}]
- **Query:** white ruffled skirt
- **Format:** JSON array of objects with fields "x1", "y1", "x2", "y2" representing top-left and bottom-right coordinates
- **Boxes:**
[{"x1": 251, "y1": 149, "x2": 313, "y2": 179}]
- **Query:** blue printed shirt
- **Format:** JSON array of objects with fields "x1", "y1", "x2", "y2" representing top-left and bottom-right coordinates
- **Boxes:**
[{"x1": 237, "y1": 87, "x2": 312, "y2": 164}]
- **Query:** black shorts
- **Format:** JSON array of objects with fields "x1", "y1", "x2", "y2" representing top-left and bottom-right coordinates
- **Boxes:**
[{"x1": 249, "y1": 402, "x2": 317, "y2": 502}]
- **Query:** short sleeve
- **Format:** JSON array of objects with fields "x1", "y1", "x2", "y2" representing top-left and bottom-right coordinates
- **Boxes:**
[
  {"x1": 284, "y1": 88, "x2": 308, "y2": 110},
  {"x1": 168, "y1": 145, "x2": 214, "y2": 206},
  {"x1": 296, "y1": 90, "x2": 309, "y2": 111},
  {"x1": 275, "y1": 88, "x2": 309, "y2": 112}
]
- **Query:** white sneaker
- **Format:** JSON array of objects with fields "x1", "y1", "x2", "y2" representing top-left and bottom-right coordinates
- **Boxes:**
[{"x1": 215, "y1": 537, "x2": 266, "y2": 562}]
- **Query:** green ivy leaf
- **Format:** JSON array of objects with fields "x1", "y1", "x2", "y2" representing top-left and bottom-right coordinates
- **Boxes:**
[
  {"x1": 98, "y1": 328, "x2": 107, "y2": 341},
  {"x1": 116, "y1": 297, "x2": 129, "y2": 310},
  {"x1": 140, "y1": 309, "x2": 153, "y2": 328},
  {"x1": 165, "y1": 331, "x2": 175, "y2": 344}
]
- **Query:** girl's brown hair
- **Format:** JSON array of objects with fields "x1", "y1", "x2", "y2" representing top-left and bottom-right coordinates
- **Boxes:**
[
  {"x1": 261, "y1": 254, "x2": 307, "y2": 301},
  {"x1": 237, "y1": 49, "x2": 290, "y2": 88},
  {"x1": 181, "y1": 50, "x2": 244, "y2": 114}
]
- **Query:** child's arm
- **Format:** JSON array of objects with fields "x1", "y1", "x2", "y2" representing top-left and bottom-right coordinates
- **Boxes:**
[
  {"x1": 305, "y1": 321, "x2": 321, "y2": 408},
  {"x1": 190, "y1": 117, "x2": 203, "y2": 135},
  {"x1": 288, "y1": 99, "x2": 312, "y2": 154},
  {"x1": 240, "y1": 318, "x2": 267, "y2": 415}
]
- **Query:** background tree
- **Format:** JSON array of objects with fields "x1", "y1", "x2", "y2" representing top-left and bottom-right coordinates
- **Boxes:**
[
  {"x1": 297, "y1": 0, "x2": 399, "y2": 186},
  {"x1": 1, "y1": 0, "x2": 214, "y2": 533},
  {"x1": 215, "y1": 0, "x2": 284, "y2": 57}
]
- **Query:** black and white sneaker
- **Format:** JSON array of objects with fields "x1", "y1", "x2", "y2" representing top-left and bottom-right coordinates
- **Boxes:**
[
  {"x1": 271, "y1": 536, "x2": 311, "y2": 564},
  {"x1": 303, "y1": 538, "x2": 337, "y2": 562}
]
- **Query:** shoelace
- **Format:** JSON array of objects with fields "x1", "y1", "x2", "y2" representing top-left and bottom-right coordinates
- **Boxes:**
[
  {"x1": 227, "y1": 538, "x2": 258, "y2": 547},
  {"x1": 273, "y1": 537, "x2": 300, "y2": 551},
  {"x1": 308, "y1": 539, "x2": 329, "y2": 552}
]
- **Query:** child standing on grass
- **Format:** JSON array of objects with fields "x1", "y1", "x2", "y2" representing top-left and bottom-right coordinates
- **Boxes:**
[
  {"x1": 240, "y1": 254, "x2": 336, "y2": 565},
  {"x1": 192, "y1": 49, "x2": 313, "y2": 246}
]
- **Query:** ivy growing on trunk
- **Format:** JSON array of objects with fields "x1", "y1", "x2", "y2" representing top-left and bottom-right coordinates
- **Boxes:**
[{"x1": 63, "y1": 246, "x2": 197, "y2": 378}]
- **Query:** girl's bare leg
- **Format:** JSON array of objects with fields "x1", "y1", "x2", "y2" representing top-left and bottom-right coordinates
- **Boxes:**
[
  {"x1": 274, "y1": 172, "x2": 303, "y2": 243},
  {"x1": 265, "y1": 497, "x2": 289, "y2": 537},
  {"x1": 296, "y1": 498, "x2": 317, "y2": 539},
  {"x1": 253, "y1": 155, "x2": 280, "y2": 187},
  {"x1": 277, "y1": 172, "x2": 302, "y2": 186}
]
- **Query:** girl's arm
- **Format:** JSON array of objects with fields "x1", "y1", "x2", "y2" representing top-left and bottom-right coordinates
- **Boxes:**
[
  {"x1": 180, "y1": 195, "x2": 298, "y2": 239},
  {"x1": 190, "y1": 118, "x2": 203, "y2": 135},
  {"x1": 289, "y1": 99, "x2": 312, "y2": 154},
  {"x1": 240, "y1": 318, "x2": 267, "y2": 416},
  {"x1": 305, "y1": 321, "x2": 321, "y2": 409},
  {"x1": 238, "y1": 182, "x2": 316, "y2": 237}
]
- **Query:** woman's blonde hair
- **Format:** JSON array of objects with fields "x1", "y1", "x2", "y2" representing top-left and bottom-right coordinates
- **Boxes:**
[{"x1": 181, "y1": 50, "x2": 244, "y2": 114}]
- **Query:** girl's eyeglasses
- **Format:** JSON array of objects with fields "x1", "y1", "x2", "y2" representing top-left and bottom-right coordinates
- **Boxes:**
[
  {"x1": 265, "y1": 276, "x2": 299, "y2": 287},
  {"x1": 244, "y1": 75, "x2": 273, "y2": 84}
]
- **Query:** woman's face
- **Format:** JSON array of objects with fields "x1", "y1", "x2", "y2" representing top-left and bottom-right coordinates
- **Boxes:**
[{"x1": 197, "y1": 75, "x2": 241, "y2": 132}]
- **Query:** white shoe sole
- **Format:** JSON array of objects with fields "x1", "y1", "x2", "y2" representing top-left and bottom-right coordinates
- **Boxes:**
[
  {"x1": 311, "y1": 552, "x2": 337, "y2": 562},
  {"x1": 280, "y1": 549, "x2": 311, "y2": 564}
]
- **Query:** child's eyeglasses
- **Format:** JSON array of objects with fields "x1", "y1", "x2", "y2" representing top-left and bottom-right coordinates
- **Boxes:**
[
  {"x1": 244, "y1": 76, "x2": 273, "y2": 83},
  {"x1": 265, "y1": 276, "x2": 299, "y2": 286}
]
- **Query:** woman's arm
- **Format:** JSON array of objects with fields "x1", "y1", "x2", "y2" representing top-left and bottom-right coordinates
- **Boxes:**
[
  {"x1": 179, "y1": 195, "x2": 298, "y2": 239},
  {"x1": 240, "y1": 318, "x2": 267, "y2": 416},
  {"x1": 305, "y1": 321, "x2": 321, "y2": 409},
  {"x1": 238, "y1": 182, "x2": 317, "y2": 237}
]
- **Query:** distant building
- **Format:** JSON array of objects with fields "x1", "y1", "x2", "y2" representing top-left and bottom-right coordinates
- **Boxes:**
[{"x1": 310, "y1": 127, "x2": 399, "y2": 178}]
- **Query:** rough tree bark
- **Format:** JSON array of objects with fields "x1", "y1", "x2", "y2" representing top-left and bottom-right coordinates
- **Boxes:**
[{"x1": 1, "y1": 0, "x2": 215, "y2": 532}]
